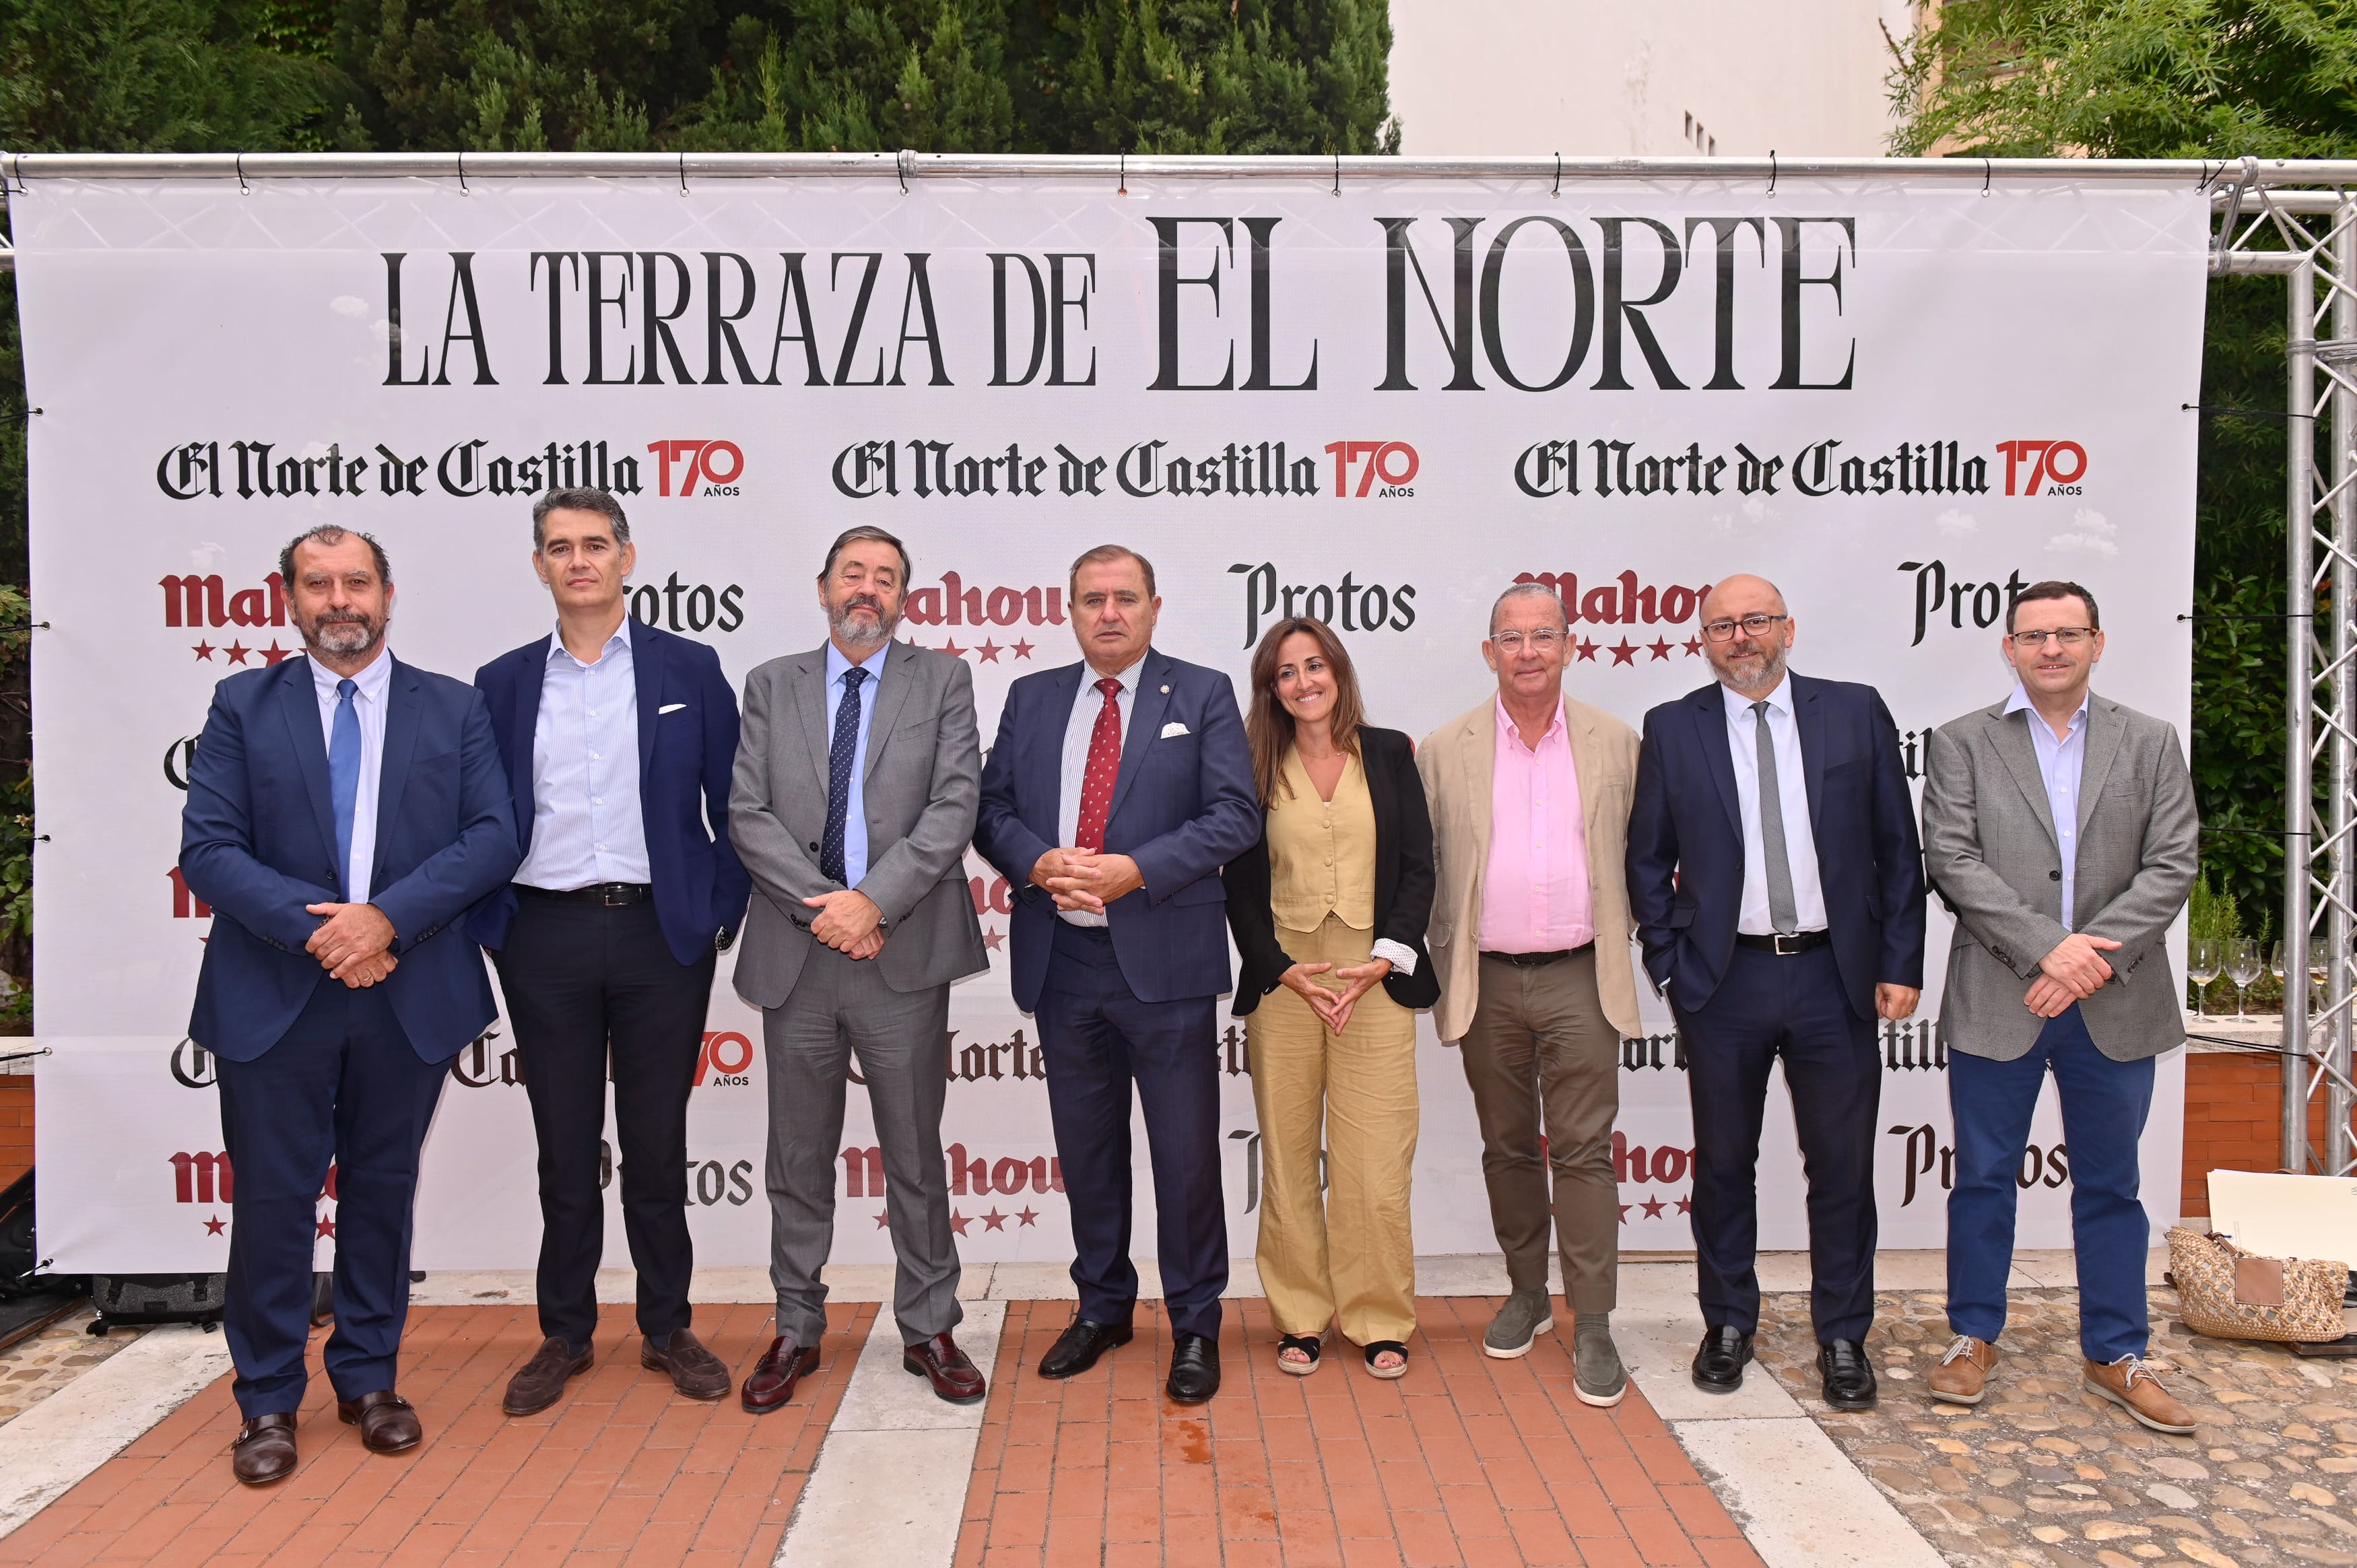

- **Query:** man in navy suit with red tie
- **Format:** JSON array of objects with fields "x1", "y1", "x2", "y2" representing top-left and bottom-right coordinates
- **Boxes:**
[
  {"x1": 974, "y1": 545, "x2": 1261, "y2": 1403},
  {"x1": 182, "y1": 526, "x2": 521, "y2": 1485},
  {"x1": 470, "y1": 488, "x2": 751, "y2": 1417}
]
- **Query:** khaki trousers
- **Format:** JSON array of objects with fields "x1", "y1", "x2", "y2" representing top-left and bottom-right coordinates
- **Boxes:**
[
  {"x1": 1459, "y1": 947, "x2": 1620, "y2": 1313},
  {"x1": 1246, "y1": 914, "x2": 1420, "y2": 1344}
]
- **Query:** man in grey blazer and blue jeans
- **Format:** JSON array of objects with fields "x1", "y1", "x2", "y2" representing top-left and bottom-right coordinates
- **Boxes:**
[
  {"x1": 729, "y1": 524, "x2": 990, "y2": 1409},
  {"x1": 1920, "y1": 578, "x2": 2199, "y2": 1433}
]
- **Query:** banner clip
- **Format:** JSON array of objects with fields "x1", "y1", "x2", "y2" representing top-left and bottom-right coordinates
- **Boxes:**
[
  {"x1": 1552, "y1": 154, "x2": 1561, "y2": 199},
  {"x1": 1118, "y1": 151, "x2": 1127, "y2": 197},
  {"x1": 1332, "y1": 152, "x2": 1340, "y2": 198},
  {"x1": 678, "y1": 152, "x2": 688, "y2": 197},
  {"x1": 896, "y1": 147, "x2": 914, "y2": 195},
  {"x1": 1766, "y1": 150, "x2": 1777, "y2": 199},
  {"x1": 1982, "y1": 158, "x2": 1991, "y2": 197},
  {"x1": 235, "y1": 153, "x2": 249, "y2": 197},
  {"x1": 456, "y1": 149, "x2": 468, "y2": 197}
]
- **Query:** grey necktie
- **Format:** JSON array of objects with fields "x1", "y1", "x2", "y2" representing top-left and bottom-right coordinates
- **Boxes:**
[{"x1": 1752, "y1": 700, "x2": 1800, "y2": 934}]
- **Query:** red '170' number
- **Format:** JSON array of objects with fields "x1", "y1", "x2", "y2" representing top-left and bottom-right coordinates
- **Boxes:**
[
  {"x1": 1325, "y1": 440, "x2": 1419, "y2": 497},
  {"x1": 1996, "y1": 439, "x2": 2086, "y2": 496},
  {"x1": 648, "y1": 440, "x2": 745, "y2": 498}
]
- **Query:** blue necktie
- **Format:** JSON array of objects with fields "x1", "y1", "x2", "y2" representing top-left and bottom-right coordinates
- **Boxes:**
[
  {"x1": 820, "y1": 667, "x2": 868, "y2": 885},
  {"x1": 329, "y1": 678, "x2": 360, "y2": 899}
]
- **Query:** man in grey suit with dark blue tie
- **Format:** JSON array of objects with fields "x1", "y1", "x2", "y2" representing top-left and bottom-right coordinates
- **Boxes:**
[{"x1": 729, "y1": 525, "x2": 990, "y2": 1410}]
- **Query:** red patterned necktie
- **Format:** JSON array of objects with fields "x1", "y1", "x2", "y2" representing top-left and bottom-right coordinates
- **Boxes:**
[{"x1": 1073, "y1": 677, "x2": 1123, "y2": 852}]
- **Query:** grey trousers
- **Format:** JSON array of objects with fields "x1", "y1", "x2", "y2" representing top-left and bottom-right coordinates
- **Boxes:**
[{"x1": 762, "y1": 944, "x2": 962, "y2": 1347}]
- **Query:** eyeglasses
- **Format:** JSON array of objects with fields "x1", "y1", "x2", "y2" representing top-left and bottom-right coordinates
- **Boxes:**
[
  {"x1": 1490, "y1": 629, "x2": 1566, "y2": 654},
  {"x1": 1700, "y1": 614, "x2": 1789, "y2": 643},
  {"x1": 2007, "y1": 627, "x2": 2095, "y2": 648}
]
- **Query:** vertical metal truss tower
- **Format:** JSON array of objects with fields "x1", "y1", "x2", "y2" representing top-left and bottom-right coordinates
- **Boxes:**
[{"x1": 2214, "y1": 171, "x2": 2357, "y2": 1177}]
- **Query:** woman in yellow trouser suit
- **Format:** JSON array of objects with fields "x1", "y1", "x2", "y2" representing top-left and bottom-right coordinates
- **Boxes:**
[{"x1": 1221, "y1": 617, "x2": 1439, "y2": 1378}]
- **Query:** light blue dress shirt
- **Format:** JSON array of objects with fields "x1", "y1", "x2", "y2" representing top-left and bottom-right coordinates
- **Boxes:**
[
  {"x1": 824, "y1": 640, "x2": 890, "y2": 888},
  {"x1": 515, "y1": 619, "x2": 653, "y2": 890},
  {"x1": 2005, "y1": 681, "x2": 2089, "y2": 927}
]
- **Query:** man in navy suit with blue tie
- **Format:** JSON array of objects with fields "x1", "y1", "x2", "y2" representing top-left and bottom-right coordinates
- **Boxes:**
[
  {"x1": 974, "y1": 545, "x2": 1261, "y2": 1403},
  {"x1": 181, "y1": 526, "x2": 520, "y2": 1485},
  {"x1": 470, "y1": 488, "x2": 751, "y2": 1417},
  {"x1": 1625, "y1": 574, "x2": 1925, "y2": 1411}
]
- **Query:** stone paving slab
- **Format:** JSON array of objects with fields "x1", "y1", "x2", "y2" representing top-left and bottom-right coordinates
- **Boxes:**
[
  {"x1": 0, "y1": 1308, "x2": 141, "y2": 1429},
  {"x1": 1758, "y1": 1285, "x2": 2357, "y2": 1568}
]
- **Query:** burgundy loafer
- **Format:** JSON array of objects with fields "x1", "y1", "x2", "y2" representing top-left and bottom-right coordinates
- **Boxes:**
[
  {"x1": 903, "y1": 1330, "x2": 987, "y2": 1405},
  {"x1": 231, "y1": 1412, "x2": 298, "y2": 1485},
  {"x1": 336, "y1": 1390, "x2": 422, "y2": 1454},
  {"x1": 741, "y1": 1336, "x2": 822, "y2": 1414}
]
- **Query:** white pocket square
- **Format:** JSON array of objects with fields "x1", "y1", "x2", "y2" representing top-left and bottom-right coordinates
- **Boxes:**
[
  {"x1": 1160, "y1": 721, "x2": 1191, "y2": 739},
  {"x1": 659, "y1": 702, "x2": 686, "y2": 714}
]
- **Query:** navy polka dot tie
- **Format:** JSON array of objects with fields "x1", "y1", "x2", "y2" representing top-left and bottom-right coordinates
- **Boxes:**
[{"x1": 820, "y1": 667, "x2": 867, "y2": 884}]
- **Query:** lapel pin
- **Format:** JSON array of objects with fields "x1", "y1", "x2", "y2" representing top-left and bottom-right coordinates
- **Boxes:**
[{"x1": 1160, "y1": 685, "x2": 1170, "y2": 693}]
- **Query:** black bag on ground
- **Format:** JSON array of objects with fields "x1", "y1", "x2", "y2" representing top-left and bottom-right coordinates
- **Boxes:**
[{"x1": 89, "y1": 1273, "x2": 226, "y2": 1333}]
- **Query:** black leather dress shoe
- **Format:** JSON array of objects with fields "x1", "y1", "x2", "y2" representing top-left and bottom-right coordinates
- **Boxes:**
[
  {"x1": 1038, "y1": 1316, "x2": 1133, "y2": 1380},
  {"x1": 1166, "y1": 1332, "x2": 1220, "y2": 1404},
  {"x1": 1691, "y1": 1326, "x2": 1755, "y2": 1393},
  {"x1": 1818, "y1": 1339, "x2": 1878, "y2": 1410}
]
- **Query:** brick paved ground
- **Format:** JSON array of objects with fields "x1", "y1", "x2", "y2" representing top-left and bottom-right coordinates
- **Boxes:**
[
  {"x1": 1758, "y1": 1287, "x2": 2357, "y2": 1568},
  {"x1": 0, "y1": 1299, "x2": 873, "y2": 1567},
  {"x1": 958, "y1": 1296, "x2": 1766, "y2": 1568}
]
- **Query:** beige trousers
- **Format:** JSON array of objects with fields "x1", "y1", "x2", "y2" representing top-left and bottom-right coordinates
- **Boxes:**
[
  {"x1": 1246, "y1": 914, "x2": 1420, "y2": 1344},
  {"x1": 1458, "y1": 947, "x2": 1621, "y2": 1314}
]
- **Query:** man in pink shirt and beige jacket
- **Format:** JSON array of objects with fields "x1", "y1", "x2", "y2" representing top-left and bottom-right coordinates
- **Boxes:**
[{"x1": 1418, "y1": 582, "x2": 1643, "y2": 1406}]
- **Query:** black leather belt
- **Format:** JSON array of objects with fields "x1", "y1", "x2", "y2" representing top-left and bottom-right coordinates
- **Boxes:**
[
  {"x1": 1478, "y1": 944, "x2": 1592, "y2": 967},
  {"x1": 517, "y1": 882, "x2": 652, "y2": 906},
  {"x1": 1735, "y1": 930, "x2": 1830, "y2": 955}
]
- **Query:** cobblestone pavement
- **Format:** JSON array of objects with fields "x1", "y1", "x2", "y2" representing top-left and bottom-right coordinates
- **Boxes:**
[
  {"x1": 0, "y1": 1305, "x2": 139, "y2": 1429},
  {"x1": 1756, "y1": 1287, "x2": 2357, "y2": 1568}
]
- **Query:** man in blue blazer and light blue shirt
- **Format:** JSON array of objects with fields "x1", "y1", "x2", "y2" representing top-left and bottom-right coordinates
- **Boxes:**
[
  {"x1": 1626, "y1": 574, "x2": 1926, "y2": 1412},
  {"x1": 469, "y1": 488, "x2": 751, "y2": 1418},
  {"x1": 182, "y1": 525, "x2": 520, "y2": 1486},
  {"x1": 974, "y1": 545, "x2": 1261, "y2": 1404}
]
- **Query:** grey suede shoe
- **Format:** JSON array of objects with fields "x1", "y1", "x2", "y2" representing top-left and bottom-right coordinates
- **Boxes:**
[
  {"x1": 1572, "y1": 1314, "x2": 1627, "y2": 1407},
  {"x1": 1483, "y1": 1289, "x2": 1555, "y2": 1359}
]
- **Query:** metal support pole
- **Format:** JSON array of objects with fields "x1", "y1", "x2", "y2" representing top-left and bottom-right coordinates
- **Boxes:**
[
  {"x1": 2330, "y1": 204, "x2": 2357, "y2": 1175},
  {"x1": 2285, "y1": 253, "x2": 2317, "y2": 1172}
]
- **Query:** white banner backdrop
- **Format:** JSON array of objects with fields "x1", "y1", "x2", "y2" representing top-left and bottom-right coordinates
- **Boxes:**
[{"x1": 12, "y1": 168, "x2": 2207, "y2": 1274}]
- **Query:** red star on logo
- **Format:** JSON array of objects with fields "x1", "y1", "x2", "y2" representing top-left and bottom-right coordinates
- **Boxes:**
[
  {"x1": 875, "y1": 1209, "x2": 892, "y2": 1229},
  {"x1": 203, "y1": 1215, "x2": 226, "y2": 1235},
  {"x1": 1683, "y1": 638, "x2": 1703, "y2": 657},
  {"x1": 1647, "y1": 639, "x2": 1672, "y2": 661},
  {"x1": 983, "y1": 928, "x2": 1003, "y2": 951},
  {"x1": 1576, "y1": 638, "x2": 1599, "y2": 662},
  {"x1": 1609, "y1": 639, "x2": 1638, "y2": 666},
  {"x1": 1675, "y1": 1196, "x2": 1693, "y2": 1215},
  {"x1": 314, "y1": 1215, "x2": 336, "y2": 1239},
  {"x1": 983, "y1": 1208, "x2": 1007, "y2": 1231},
  {"x1": 225, "y1": 642, "x2": 252, "y2": 666},
  {"x1": 1012, "y1": 640, "x2": 1036, "y2": 660},
  {"x1": 1016, "y1": 1207, "x2": 1039, "y2": 1227},
  {"x1": 976, "y1": 640, "x2": 1002, "y2": 663},
  {"x1": 192, "y1": 642, "x2": 215, "y2": 662},
  {"x1": 1617, "y1": 1203, "x2": 1632, "y2": 1222},
  {"x1": 940, "y1": 640, "x2": 966, "y2": 659},
  {"x1": 949, "y1": 1209, "x2": 970, "y2": 1236},
  {"x1": 260, "y1": 640, "x2": 295, "y2": 667},
  {"x1": 1641, "y1": 1195, "x2": 1666, "y2": 1219}
]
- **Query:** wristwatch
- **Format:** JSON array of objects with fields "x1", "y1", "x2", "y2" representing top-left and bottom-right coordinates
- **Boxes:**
[{"x1": 715, "y1": 926, "x2": 737, "y2": 953}]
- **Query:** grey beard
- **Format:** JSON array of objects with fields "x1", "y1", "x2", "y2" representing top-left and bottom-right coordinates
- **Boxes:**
[
  {"x1": 1719, "y1": 647, "x2": 1789, "y2": 697},
  {"x1": 829, "y1": 604, "x2": 896, "y2": 649},
  {"x1": 302, "y1": 617, "x2": 382, "y2": 660}
]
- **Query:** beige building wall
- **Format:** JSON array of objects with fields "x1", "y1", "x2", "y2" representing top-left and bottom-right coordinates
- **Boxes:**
[{"x1": 1387, "y1": 0, "x2": 1918, "y2": 158}]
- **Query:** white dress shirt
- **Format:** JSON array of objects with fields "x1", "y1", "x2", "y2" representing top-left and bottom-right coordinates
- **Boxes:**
[
  {"x1": 1056, "y1": 654, "x2": 1146, "y2": 927},
  {"x1": 308, "y1": 647, "x2": 392, "y2": 904},
  {"x1": 515, "y1": 618, "x2": 653, "y2": 890},
  {"x1": 2005, "y1": 681, "x2": 2090, "y2": 927},
  {"x1": 1722, "y1": 675, "x2": 1830, "y2": 935}
]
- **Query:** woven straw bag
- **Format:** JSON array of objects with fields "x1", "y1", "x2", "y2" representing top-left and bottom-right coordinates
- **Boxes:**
[{"x1": 2166, "y1": 1225, "x2": 2350, "y2": 1343}]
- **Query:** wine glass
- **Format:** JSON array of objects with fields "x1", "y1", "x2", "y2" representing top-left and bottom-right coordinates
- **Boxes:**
[
  {"x1": 2227, "y1": 939, "x2": 2263, "y2": 1022},
  {"x1": 2313, "y1": 939, "x2": 2334, "y2": 1015},
  {"x1": 2189, "y1": 937, "x2": 2221, "y2": 1019},
  {"x1": 2271, "y1": 941, "x2": 2290, "y2": 1017}
]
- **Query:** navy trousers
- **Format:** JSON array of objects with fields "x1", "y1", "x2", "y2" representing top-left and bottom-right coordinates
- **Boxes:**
[
  {"x1": 1947, "y1": 1004, "x2": 2156, "y2": 1363},
  {"x1": 1676, "y1": 944, "x2": 1882, "y2": 1344},
  {"x1": 215, "y1": 981, "x2": 453, "y2": 1418},
  {"x1": 1036, "y1": 921, "x2": 1228, "y2": 1338}
]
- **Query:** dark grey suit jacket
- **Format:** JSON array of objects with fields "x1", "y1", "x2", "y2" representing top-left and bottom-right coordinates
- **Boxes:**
[
  {"x1": 728, "y1": 638, "x2": 987, "y2": 1004},
  {"x1": 1921, "y1": 692, "x2": 2198, "y2": 1062}
]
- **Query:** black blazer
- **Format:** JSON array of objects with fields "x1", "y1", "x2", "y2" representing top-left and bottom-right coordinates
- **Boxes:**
[{"x1": 1222, "y1": 726, "x2": 1441, "y2": 1015}]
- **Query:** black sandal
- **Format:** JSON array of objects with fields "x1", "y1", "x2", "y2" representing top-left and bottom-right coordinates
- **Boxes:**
[
  {"x1": 1276, "y1": 1333, "x2": 1323, "y2": 1375},
  {"x1": 1364, "y1": 1340, "x2": 1409, "y2": 1380}
]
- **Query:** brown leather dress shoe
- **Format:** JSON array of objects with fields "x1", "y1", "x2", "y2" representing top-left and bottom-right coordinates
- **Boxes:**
[
  {"x1": 231, "y1": 1412, "x2": 298, "y2": 1485},
  {"x1": 504, "y1": 1336, "x2": 593, "y2": 1417},
  {"x1": 741, "y1": 1337, "x2": 822, "y2": 1414},
  {"x1": 336, "y1": 1390, "x2": 422, "y2": 1454},
  {"x1": 902, "y1": 1331, "x2": 987, "y2": 1405},
  {"x1": 1929, "y1": 1336, "x2": 1999, "y2": 1405},
  {"x1": 641, "y1": 1327, "x2": 731, "y2": 1400},
  {"x1": 2084, "y1": 1355, "x2": 2198, "y2": 1435}
]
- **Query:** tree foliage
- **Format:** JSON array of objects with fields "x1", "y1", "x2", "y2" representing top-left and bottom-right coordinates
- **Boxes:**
[{"x1": 1892, "y1": 0, "x2": 2357, "y2": 930}]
